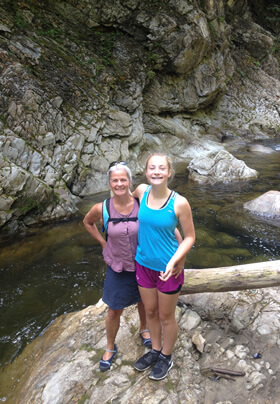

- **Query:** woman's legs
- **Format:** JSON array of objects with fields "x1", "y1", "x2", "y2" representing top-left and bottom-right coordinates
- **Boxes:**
[
  {"x1": 103, "y1": 307, "x2": 123, "y2": 360},
  {"x1": 137, "y1": 301, "x2": 150, "y2": 340},
  {"x1": 158, "y1": 291, "x2": 180, "y2": 355}
]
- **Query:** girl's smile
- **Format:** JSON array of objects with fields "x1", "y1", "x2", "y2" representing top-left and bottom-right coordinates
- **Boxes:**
[{"x1": 146, "y1": 156, "x2": 171, "y2": 184}]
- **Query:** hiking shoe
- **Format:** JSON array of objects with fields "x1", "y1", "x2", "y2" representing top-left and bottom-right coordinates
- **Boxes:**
[
  {"x1": 134, "y1": 349, "x2": 160, "y2": 372},
  {"x1": 148, "y1": 353, "x2": 173, "y2": 380}
]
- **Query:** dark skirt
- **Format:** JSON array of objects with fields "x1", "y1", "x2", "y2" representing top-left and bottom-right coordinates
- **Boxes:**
[{"x1": 102, "y1": 265, "x2": 141, "y2": 310}]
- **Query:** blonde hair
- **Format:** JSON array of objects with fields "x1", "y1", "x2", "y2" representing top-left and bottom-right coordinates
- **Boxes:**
[{"x1": 145, "y1": 153, "x2": 175, "y2": 181}]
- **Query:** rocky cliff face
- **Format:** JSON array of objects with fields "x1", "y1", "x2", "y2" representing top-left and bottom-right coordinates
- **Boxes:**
[{"x1": 0, "y1": 0, "x2": 279, "y2": 239}]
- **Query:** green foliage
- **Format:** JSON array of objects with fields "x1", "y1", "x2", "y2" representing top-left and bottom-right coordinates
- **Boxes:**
[
  {"x1": 94, "y1": 30, "x2": 117, "y2": 67},
  {"x1": 147, "y1": 0, "x2": 161, "y2": 6},
  {"x1": 270, "y1": 37, "x2": 280, "y2": 54},
  {"x1": 15, "y1": 11, "x2": 29, "y2": 29},
  {"x1": 267, "y1": 6, "x2": 280, "y2": 21},
  {"x1": 148, "y1": 53, "x2": 161, "y2": 62},
  {"x1": 78, "y1": 394, "x2": 90, "y2": 404},
  {"x1": 17, "y1": 198, "x2": 39, "y2": 215},
  {"x1": 208, "y1": 20, "x2": 217, "y2": 37},
  {"x1": 217, "y1": 16, "x2": 225, "y2": 23},
  {"x1": 38, "y1": 27, "x2": 64, "y2": 42},
  {"x1": 147, "y1": 70, "x2": 156, "y2": 80},
  {"x1": 247, "y1": 56, "x2": 261, "y2": 67},
  {"x1": 236, "y1": 68, "x2": 247, "y2": 78},
  {"x1": 165, "y1": 379, "x2": 175, "y2": 392},
  {"x1": 80, "y1": 344, "x2": 94, "y2": 352}
]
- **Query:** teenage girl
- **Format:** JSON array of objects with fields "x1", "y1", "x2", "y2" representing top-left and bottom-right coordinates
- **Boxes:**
[{"x1": 133, "y1": 153, "x2": 195, "y2": 381}]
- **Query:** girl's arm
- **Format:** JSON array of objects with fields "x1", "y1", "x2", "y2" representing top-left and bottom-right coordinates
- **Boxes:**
[
  {"x1": 83, "y1": 203, "x2": 107, "y2": 250},
  {"x1": 132, "y1": 183, "x2": 147, "y2": 202},
  {"x1": 160, "y1": 195, "x2": 195, "y2": 281},
  {"x1": 173, "y1": 228, "x2": 186, "y2": 279}
]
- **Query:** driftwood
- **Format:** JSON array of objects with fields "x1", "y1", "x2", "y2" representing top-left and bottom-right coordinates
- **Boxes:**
[
  {"x1": 201, "y1": 367, "x2": 246, "y2": 381},
  {"x1": 181, "y1": 260, "x2": 280, "y2": 295}
]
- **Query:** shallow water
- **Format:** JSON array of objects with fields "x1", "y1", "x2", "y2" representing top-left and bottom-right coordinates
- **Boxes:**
[{"x1": 0, "y1": 141, "x2": 279, "y2": 368}]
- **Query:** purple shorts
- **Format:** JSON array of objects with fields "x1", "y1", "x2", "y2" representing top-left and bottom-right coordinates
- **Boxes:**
[{"x1": 136, "y1": 262, "x2": 184, "y2": 294}]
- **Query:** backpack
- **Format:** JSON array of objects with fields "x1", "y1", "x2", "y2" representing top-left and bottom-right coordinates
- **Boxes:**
[{"x1": 102, "y1": 197, "x2": 139, "y2": 238}]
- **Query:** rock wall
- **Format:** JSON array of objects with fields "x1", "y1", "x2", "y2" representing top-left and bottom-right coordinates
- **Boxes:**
[{"x1": 0, "y1": 0, "x2": 280, "y2": 239}]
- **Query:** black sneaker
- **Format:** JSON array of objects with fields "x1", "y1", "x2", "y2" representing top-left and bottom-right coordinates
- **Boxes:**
[
  {"x1": 148, "y1": 353, "x2": 173, "y2": 380},
  {"x1": 134, "y1": 349, "x2": 160, "y2": 372}
]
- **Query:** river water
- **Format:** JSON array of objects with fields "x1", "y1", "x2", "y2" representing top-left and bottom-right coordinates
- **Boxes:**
[{"x1": 0, "y1": 141, "x2": 279, "y2": 368}]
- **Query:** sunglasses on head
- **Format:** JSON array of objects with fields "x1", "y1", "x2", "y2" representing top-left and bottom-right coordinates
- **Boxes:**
[{"x1": 108, "y1": 161, "x2": 128, "y2": 169}]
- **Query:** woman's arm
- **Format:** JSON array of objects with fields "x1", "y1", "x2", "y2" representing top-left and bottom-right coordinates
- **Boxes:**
[
  {"x1": 83, "y1": 202, "x2": 107, "y2": 250},
  {"x1": 160, "y1": 195, "x2": 195, "y2": 281}
]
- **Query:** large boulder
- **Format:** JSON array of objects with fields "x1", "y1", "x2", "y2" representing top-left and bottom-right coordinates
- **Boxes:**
[
  {"x1": 248, "y1": 144, "x2": 276, "y2": 154},
  {"x1": 187, "y1": 150, "x2": 258, "y2": 184},
  {"x1": 244, "y1": 190, "x2": 280, "y2": 218}
]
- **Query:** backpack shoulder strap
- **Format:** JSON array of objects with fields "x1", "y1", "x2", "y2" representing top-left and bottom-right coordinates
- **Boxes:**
[
  {"x1": 103, "y1": 197, "x2": 139, "y2": 233},
  {"x1": 102, "y1": 198, "x2": 110, "y2": 233}
]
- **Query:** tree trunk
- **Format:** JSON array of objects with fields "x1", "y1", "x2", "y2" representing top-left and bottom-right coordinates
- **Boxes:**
[{"x1": 180, "y1": 260, "x2": 280, "y2": 295}]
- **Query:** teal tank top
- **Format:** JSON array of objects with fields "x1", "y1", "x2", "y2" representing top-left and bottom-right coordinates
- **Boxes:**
[{"x1": 135, "y1": 186, "x2": 179, "y2": 272}]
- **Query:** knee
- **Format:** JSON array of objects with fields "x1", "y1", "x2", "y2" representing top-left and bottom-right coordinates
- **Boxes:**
[
  {"x1": 107, "y1": 308, "x2": 123, "y2": 321},
  {"x1": 159, "y1": 312, "x2": 176, "y2": 325},
  {"x1": 145, "y1": 307, "x2": 159, "y2": 320}
]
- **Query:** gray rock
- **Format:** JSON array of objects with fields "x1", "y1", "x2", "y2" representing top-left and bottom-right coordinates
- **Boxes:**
[
  {"x1": 248, "y1": 144, "x2": 275, "y2": 154},
  {"x1": 244, "y1": 190, "x2": 280, "y2": 218},
  {"x1": 187, "y1": 150, "x2": 258, "y2": 184},
  {"x1": 180, "y1": 309, "x2": 201, "y2": 331},
  {"x1": 2, "y1": 286, "x2": 280, "y2": 403}
]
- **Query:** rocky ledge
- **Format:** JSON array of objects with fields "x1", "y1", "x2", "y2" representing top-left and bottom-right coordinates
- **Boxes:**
[{"x1": 1, "y1": 286, "x2": 280, "y2": 403}]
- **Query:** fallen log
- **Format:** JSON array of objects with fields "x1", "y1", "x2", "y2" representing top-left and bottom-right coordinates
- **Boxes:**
[{"x1": 181, "y1": 260, "x2": 280, "y2": 295}]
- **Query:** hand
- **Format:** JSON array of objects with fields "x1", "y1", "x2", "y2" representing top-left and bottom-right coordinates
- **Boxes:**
[
  {"x1": 173, "y1": 255, "x2": 186, "y2": 279},
  {"x1": 159, "y1": 261, "x2": 176, "y2": 282},
  {"x1": 159, "y1": 267, "x2": 172, "y2": 282},
  {"x1": 159, "y1": 255, "x2": 186, "y2": 282}
]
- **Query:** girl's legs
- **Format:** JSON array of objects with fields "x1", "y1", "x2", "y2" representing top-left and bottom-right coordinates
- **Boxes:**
[
  {"x1": 157, "y1": 291, "x2": 180, "y2": 355},
  {"x1": 103, "y1": 307, "x2": 123, "y2": 360},
  {"x1": 138, "y1": 286, "x2": 161, "y2": 351}
]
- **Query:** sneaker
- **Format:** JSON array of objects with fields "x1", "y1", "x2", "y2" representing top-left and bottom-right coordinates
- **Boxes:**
[
  {"x1": 134, "y1": 349, "x2": 160, "y2": 372},
  {"x1": 148, "y1": 353, "x2": 173, "y2": 380}
]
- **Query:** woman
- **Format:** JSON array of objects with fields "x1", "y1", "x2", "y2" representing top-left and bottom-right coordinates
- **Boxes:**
[
  {"x1": 133, "y1": 153, "x2": 195, "y2": 381},
  {"x1": 83, "y1": 161, "x2": 151, "y2": 372}
]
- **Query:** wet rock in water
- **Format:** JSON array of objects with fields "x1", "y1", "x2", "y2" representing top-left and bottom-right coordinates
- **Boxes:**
[
  {"x1": 187, "y1": 150, "x2": 258, "y2": 184},
  {"x1": 244, "y1": 190, "x2": 280, "y2": 219},
  {"x1": 248, "y1": 144, "x2": 276, "y2": 154},
  {"x1": 216, "y1": 199, "x2": 280, "y2": 248}
]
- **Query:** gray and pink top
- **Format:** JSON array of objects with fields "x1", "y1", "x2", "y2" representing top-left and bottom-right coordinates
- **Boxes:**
[{"x1": 102, "y1": 198, "x2": 139, "y2": 273}]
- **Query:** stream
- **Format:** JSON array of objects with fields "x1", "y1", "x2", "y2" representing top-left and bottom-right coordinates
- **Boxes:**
[{"x1": 0, "y1": 140, "x2": 279, "y2": 369}]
